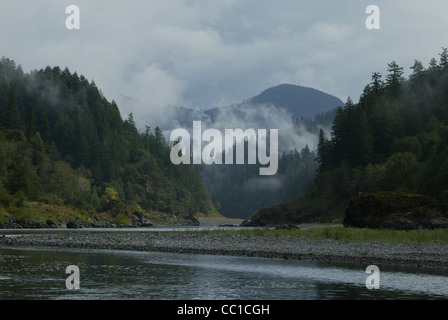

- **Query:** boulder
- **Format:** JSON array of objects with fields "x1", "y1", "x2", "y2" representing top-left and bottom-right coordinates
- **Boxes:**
[
  {"x1": 186, "y1": 214, "x2": 200, "y2": 226},
  {"x1": 275, "y1": 224, "x2": 301, "y2": 230},
  {"x1": 66, "y1": 221, "x2": 80, "y2": 229},
  {"x1": 29, "y1": 221, "x2": 46, "y2": 228},
  {"x1": 241, "y1": 204, "x2": 298, "y2": 227},
  {"x1": 132, "y1": 212, "x2": 153, "y2": 227},
  {"x1": 343, "y1": 191, "x2": 448, "y2": 230},
  {"x1": 140, "y1": 217, "x2": 153, "y2": 227},
  {"x1": 46, "y1": 220, "x2": 57, "y2": 228}
]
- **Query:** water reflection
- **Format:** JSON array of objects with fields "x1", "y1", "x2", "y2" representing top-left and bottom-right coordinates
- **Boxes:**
[{"x1": 0, "y1": 245, "x2": 447, "y2": 300}]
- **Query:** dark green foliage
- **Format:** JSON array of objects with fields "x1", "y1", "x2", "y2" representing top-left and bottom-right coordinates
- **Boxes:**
[
  {"x1": 343, "y1": 191, "x2": 448, "y2": 230},
  {"x1": 0, "y1": 57, "x2": 214, "y2": 217},
  {"x1": 266, "y1": 48, "x2": 448, "y2": 223},
  {"x1": 204, "y1": 143, "x2": 319, "y2": 219},
  {"x1": 203, "y1": 107, "x2": 336, "y2": 219},
  {"x1": 316, "y1": 128, "x2": 331, "y2": 172},
  {"x1": 326, "y1": 97, "x2": 373, "y2": 167},
  {"x1": 385, "y1": 60, "x2": 405, "y2": 97},
  {"x1": 5, "y1": 85, "x2": 22, "y2": 130}
]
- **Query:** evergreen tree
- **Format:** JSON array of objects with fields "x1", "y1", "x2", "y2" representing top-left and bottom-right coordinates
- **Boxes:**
[
  {"x1": 345, "y1": 106, "x2": 373, "y2": 166},
  {"x1": 410, "y1": 60, "x2": 426, "y2": 82},
  {"x1": 0, "y1": 57, "x2": 216, "y2": 219},
  {"x1": 26, "y1": 105, "x2": 37, "y2": 138},
  {"x1": 5, "y1": 85, "x2": 22, "y2": 130},
  {"x1": 439, "y1": 47, "x2": 448, "y2": 71},
  {"x1": 330, "y1": 98, "x2": 358, "y2": 165},
  {"x1": 0, "y1": 103, "x2": 4, "y2": 129},
  {"x1": 39, "y1": 113, "x2": 51, "y2": 142},
  {"x1": 316, "y1": 129, "x2": 331, "y2": 172},
  {"x1": 385, "y1": 61, "x2": 405, "y2": 97},
  {"x1": 371, "y1": 72, "x2": 383, "y2": 95},
  {"x1": 428, "y1": 57, "x2": 440, "y2": 73}
]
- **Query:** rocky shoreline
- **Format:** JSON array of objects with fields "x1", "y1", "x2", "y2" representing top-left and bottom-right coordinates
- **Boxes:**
[
  {"x1": 1, "y1": 231, "x2": 448, "y2": 270},
  {"x1": 0, "y1": 214, "x2": 200, "y2": 229},
  {"x1": 0, "y1": 216, "x2": 135, "y2": 229}
]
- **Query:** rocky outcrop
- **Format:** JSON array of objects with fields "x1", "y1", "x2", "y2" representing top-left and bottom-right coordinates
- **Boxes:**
[
  {"x1": 46, "y1": 220, "x2": 58, "y2": 228},
  {"x1": 0, "y1": 216, "x2": 61, "y2": 229},
  {"x1": 131, "y1": 212, "x2": 154, "y2": 227},
  {"x1": 343, "y1": 191, "x2": 448, "y2": 230},
  {"x1": 0, "y1": 216, "x2": 24, "y2": 229},
  {"x1": 0, "y1": 215, "x2": 153, "y2": 229},
  {"x1": 241, "y1": 204, "x2": 299, "y2": 227},
  {"x1": 186, "y1": 213, "x2": 200, "y2": 226}
]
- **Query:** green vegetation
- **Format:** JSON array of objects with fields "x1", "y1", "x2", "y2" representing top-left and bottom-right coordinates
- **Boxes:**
[
  {"x1": 204, "y1": 144, "x2": 319, "y2": 218},
  {"x1": 193, "y1": 226, "x2": 448, "y2": 245},
  {"x1": 254, "y1": 47, "x2": 448, "y2": 224},
  {"x1": 0, "y1": 57, "x2": 216, "y2": 225},
  {"x1": 0, "y1": 201, "x2": 89, "y2": 225}
]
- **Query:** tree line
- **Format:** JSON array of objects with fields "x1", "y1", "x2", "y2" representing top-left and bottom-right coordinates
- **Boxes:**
[
  {"x1": 295, "y1": 48, "x2": 448, "y2": 222},
  {"x1": 0, "y1": 57, "x2": 214, "y2": 220},
  {"x1": 202, "y1": 110, "x2": 336, "y2": 219}
]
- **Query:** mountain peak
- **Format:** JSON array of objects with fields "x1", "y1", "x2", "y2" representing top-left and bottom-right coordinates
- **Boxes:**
[{"x1": 248, "y1": 84, "x2": 344, "y2": 119}]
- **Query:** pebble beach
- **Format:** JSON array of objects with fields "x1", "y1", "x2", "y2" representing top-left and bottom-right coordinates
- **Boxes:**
[{"x1": 2, "y1": 230, "x2": 448, "y2": 270}]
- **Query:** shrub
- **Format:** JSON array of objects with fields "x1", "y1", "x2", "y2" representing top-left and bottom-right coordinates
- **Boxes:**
[{"x1": 114, "y1": 213, "x2": 130, "y2": 225}]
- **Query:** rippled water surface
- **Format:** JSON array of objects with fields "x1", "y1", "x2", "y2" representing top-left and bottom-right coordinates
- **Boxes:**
[{"x1": 0, "y1": 244, "x2": 447, "y2": 300}]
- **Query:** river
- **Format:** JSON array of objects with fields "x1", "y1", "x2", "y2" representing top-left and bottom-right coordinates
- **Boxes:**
[{"x1": 1, "y1": 231, "x2": 447, "y2": 300}]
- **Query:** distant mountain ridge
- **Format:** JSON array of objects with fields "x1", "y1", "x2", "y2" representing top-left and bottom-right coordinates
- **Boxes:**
[
  {"x1": 182, "y1": 84, "x2": 343, "y2": 219},
  {"x1": 247, "y1": 84, "x2": 344, "y2": 120},
  {"x1": 165, "y1": 83, "x2": 343, "y2": 131}
]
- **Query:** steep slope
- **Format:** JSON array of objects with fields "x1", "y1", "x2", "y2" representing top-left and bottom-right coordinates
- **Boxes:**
[
  {"x1": 244, "y1": 49, "x2": 448, "y2": 226},
  {"x1": 164, "y1": 84, "x2": 342, "y2": 219},
  {"x1": 0, "y1": 57, "x2": 216, "y2": 227}
]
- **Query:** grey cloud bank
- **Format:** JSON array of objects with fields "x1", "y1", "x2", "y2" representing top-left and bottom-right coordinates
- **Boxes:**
[{"x1": 1, "y1": 1, "x2": 447, "y2": 129}]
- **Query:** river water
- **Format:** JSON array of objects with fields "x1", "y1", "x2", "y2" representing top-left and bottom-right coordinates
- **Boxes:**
[{"x1": 1, "y1": 236, "x2": 447, "y2": 300}]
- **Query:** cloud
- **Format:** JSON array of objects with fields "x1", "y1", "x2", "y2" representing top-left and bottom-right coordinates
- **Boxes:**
[
  {"x1": 167, "y1": 102, "x2": 322, "y2": 155},
  {"x1": 306, "y1": 23, "x2": 354, "y2": 43},
  {"x1": 243, "y1": 176, "x2": 283, "y2": 192},
  {"x1": 0, "y1": 0, "x2": 447, "y2": 127}
]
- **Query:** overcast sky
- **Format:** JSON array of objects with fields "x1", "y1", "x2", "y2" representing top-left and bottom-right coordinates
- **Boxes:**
[{"x1": 1, "y1": 1, "x2": 447, "y2": 126}]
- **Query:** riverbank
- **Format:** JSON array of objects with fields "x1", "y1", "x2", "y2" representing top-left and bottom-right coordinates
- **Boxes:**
[
  {"x1": 1, "y1": 229, "x2": 448, "y2": 270},
  {"x1": 0, "y1": 206, "x2": 238, "y2": 229}
]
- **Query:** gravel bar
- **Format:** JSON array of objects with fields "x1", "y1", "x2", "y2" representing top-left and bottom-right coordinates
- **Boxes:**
[{"x1": 2, "y1": 231, "x2": 448, "y2": 270}]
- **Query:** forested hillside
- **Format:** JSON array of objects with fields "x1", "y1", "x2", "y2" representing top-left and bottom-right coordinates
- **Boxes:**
[
  {"x1": 202, "y1": 145, "x2": 317, "y2": 218},
  {"x1": 0, "y1": 57, "x2": 215, "y2": 226},
  {"x1": 203, "y1": 109, "x2": 337, "y2": 219},
  {"x1": 247, "y1": 48, "x2": 448, "y2": 225},
  {"x1": 195, "y1": 86, "x2": 340, "y2": 219}
]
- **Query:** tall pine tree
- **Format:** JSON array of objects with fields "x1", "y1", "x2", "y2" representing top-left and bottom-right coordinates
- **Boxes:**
[
  {"x1": 385, "y1": 61, "x2": 405, "y2": 97},
  {"x1": 316, "y1": 128, "x2": 331, "y2": 172},
  {"x1": 5, "y1": 85, "x2": 22, "y2": 130}
]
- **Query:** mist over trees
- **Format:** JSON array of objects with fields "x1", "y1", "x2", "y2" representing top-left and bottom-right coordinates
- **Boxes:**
[
  {"x1": 202, "y1": 109, "x2": 336, "y2": 218},
  {"x1": 162, "y1": 84, "x2": 341, "y2": 219},
  {"x1": 286, "y1": 48, "x2": 448, "y2": 222},
  {"x1": 0, "y1": 57, "x2": 214, "y2": 221},
  {"x1": 4, "y1": 45, "x2": 445, "y2": 225}
]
